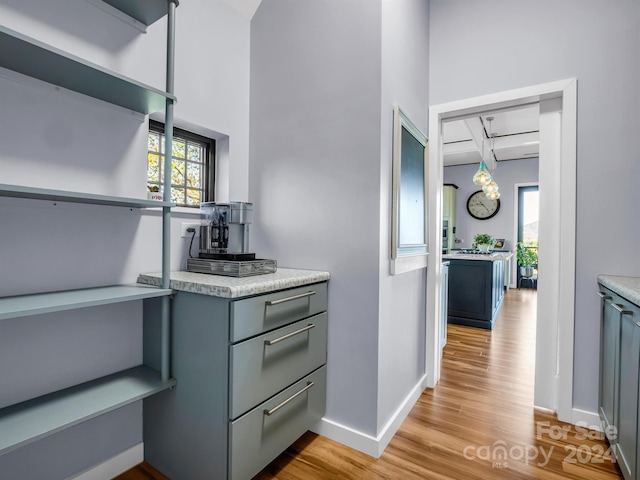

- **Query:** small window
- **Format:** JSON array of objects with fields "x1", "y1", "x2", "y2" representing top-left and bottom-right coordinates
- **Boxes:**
[{"x1": 147, "y1": 120, "x2": 215, "y2": 207}]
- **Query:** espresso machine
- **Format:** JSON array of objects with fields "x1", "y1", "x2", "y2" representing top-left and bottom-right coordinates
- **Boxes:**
[
  {"x1": 186, "y1": 202, "x2": 277, "y2": 277},
  {"x1": 198, "y1": 202, "x2": 254, "y2": 260}
]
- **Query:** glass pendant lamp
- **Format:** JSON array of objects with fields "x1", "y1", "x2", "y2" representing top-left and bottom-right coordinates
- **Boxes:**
[
  {"x1": 472, "y1": 161, "x2": 492, "y2": 186},
  {"x1": 483, "y1": 116, "x2": 500, "y2": 199},
  {"x1": 472, "y1": 124, "x2": 492, "y2": 185},
  {"x1": 483, "y1": 178, "x2": 499, "y2": 194}
]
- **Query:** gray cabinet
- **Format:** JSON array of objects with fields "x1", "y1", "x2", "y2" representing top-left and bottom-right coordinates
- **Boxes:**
[
  {"x1": 598, "y1": 285, "x2": 640, "y2": 480},
  {"x1": 143, "y1": 282, "x2": 328, "y2": 480},
  {"x1": 442, "y1": 184, "x2": 457, "y2": 253},
  {"x1": 447, "y1": 259, "x2": 504, "y2": 329},
  {"x1": 441, "y1": 261, "x2": 450, "y2": 354},
  {"x1": 598, "y1": 291, "x2": 620, "y2": 444}
]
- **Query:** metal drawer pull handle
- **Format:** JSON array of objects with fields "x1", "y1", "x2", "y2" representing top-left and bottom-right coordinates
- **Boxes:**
[
  {"x1": 264, "y1": 382, "x2": 315, "y2": 416},
  {"x1": 265, "y1": 324, "x2": 315, "y2": 346},
  {"x1": 596, "y1": 291, "x2": 612, "y2": 300},
  {"x1": 613, "y1": 304, "x2": 633, "y2": 315},
  {"x1": 266, "y1": 291, "x2": 316, "y2": 306}
]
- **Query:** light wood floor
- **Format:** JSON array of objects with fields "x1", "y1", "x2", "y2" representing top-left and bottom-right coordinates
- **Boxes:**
[{"x1": 116, "y1": 288, "x2": 621, "y2": 480}]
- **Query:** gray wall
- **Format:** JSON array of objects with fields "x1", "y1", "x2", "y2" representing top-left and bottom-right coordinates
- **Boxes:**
[
  {"x1": 430, "y1": 0, "x2": 640, "y2": 412},
  {"x1": 0, "y1": 0, "x2": 251, "y2": 477},
  {"x1": 250, "y1": 0, "x2": 383, "y2": 435},
  {"x1": 250, "y1": 0, "x2": 430, "y2": 438},
  {"x1": 377, "y1": 0, "x2": 430, "y2": 431},
  {"x1": 444, "y1": 158, "x2": 539, "y2": 251}
]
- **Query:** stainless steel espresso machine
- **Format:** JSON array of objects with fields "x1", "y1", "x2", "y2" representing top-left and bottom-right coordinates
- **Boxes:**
[
  {"x1": 186, "y1": 202, "x2": 277, "y2": 277},
  {"x1": 198, "y1": 201, "x2": 254, "y2": 260}
]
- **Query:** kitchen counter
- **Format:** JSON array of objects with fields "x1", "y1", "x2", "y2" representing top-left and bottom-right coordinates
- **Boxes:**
[
  {"x1": 446, "y1": 256, "x2": 505, "y2": 329},
  {"x1": 137, "y1": 268, "x2": 330, "y2": 299},
  {"x1": 598, "y1": 275, "x2": 640, "y2": 306},
  {"x1": 443, "y1": 252, "x2": 514, "y2": 262}
]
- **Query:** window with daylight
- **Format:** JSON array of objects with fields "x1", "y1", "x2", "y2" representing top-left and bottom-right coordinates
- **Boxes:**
[{"x1": 147, "y1": 120, "x2": 215, "y2": 207}]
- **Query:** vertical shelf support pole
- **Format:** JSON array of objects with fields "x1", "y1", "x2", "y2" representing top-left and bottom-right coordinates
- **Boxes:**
[{"x1": 161, "y1": 0, "x2": 177, "y2": 383}]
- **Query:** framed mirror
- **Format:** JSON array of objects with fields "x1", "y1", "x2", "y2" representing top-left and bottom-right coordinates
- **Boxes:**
[{"x1": 391, "y1": 106, "x2": 428, "y2": 274}]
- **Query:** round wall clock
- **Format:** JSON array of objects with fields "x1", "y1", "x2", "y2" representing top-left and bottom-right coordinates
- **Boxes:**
[{"x1": 466, "y1": 190, "x2": 501, "y2": 220}]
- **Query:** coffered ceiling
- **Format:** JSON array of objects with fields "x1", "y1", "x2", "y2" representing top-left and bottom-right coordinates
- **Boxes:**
[{"x1": 443, "y1": 104, "x2": 540, "y2": 167}]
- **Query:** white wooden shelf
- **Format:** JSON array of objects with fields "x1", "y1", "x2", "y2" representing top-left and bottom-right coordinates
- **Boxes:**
[
  {"x1": 0, "y1": 24, "x2": 176, "y2": 114},
  {"x1": 0, "y1": 365, "x2": 177, "y2": 455},
  {"x1": 102, "y1": 0, "x2": 179, "y2": 26},
  {"x1": 0, "y1": 285, "x2": 172, "y2": 321},
  {"x1": 0, "y1": 184, "x2": 174, "y2": 209}
]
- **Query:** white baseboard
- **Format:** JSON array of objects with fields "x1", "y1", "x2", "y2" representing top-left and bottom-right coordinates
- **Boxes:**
[
  {"x1": 312, "y1": 375, "x2": 427, "y2": 458},
  {"x1": 572, "y1": 408, "x2": 602, "y2": 432},
  {"x1": 67, "y1": 443, "x2": 143, "y2": 480}
]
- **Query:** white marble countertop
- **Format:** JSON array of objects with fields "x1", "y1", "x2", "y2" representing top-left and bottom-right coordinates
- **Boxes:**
[
  {"x1": 443, "y1": 252, "x2": 514, "y2": 262},
  {"x1": 137, "y1": 268, "x2": 330, "y2": 299},
  {"x1": 598, "y1": 275, "x2": 640, "y2": 306}
]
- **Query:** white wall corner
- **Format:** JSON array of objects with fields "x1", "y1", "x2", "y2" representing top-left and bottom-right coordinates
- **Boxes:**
[{"x1": 312, "y1": 375, "x2": 427, "y2": 458}]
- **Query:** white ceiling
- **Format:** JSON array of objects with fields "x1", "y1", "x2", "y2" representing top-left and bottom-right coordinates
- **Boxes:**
[
  {"x1": 442, "y1": 103, "x2": 540, "y2": 167},
  {"x1": 222, "y1": 0, "x2": 263, "y2": 20}
]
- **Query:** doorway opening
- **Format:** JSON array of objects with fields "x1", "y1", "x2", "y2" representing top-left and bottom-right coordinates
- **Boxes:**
[
  {"x1": 516, "y1": 184, "x2": 539, "y2": 289},
  {"x1": 426, "y1": 79, "x2": 577, "y2": 424}
]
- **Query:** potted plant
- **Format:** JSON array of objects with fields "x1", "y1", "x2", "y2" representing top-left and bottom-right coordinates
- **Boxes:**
[
  {"x1": 472, "y1": 233, "x2": 495, "y2": 252},
  {"x1": 516, "y1": 241, "x2": 538, "y2": 277}
]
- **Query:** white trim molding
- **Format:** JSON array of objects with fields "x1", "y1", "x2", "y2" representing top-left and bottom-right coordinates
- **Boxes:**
[
  {"x1": 67, "y1": 443, "x2": 143, "y2": 480},
  {"x1": 427, "y1": 78, "x2": 578, "y2": 422},
  {"x1": 312, "y1": 375, "x2": 427, "y2": 458}
]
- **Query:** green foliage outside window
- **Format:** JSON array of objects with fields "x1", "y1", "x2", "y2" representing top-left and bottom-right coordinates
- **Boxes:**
[{"x1": 147, "y1": 124, "x2": 212, "y2": 206}]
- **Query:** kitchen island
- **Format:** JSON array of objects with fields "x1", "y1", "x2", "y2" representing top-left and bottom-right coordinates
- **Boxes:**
[
  {"x1": 442, "y1": 252, "x2": 512, "y2": 329},
  {"x1": 137, "y1": 268, "x2": 330, "y2": 480}
]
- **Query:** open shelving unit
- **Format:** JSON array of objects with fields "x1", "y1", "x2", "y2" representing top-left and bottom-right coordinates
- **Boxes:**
[
  {"x1": 0, "y1": 184, "x2": 174, "y2": 209},
  {"x1": 0, "y1": 24, "x2": 176, "y2": 114},
  {"x1": 0, "y1": 285, "x2": 173, "y2": 321},
  {"x1": 0, "y1": 0, "x2": 178, "y2": 458},
  {"x1": 102, "y1": 0, "x2": 178, "y2": 26},
  {"x1": 0, "y1": 366, "x2": 176, "y2": 456}
]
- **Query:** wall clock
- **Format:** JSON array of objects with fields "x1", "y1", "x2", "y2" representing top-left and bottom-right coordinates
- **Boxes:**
[{"x1": 466, "y1": 190, "x2": 500, "y2": 220}]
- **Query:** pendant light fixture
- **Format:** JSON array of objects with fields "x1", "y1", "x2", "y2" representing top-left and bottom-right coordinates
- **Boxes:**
[
  {"x1": 472, "y1": 127, "x2": 492, "y2": 186},
  {"x1": 481, "y1": 116, "x2": 500, "y2": 199}
]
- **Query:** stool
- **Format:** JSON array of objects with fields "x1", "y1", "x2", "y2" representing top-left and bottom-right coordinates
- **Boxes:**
[{"x1": 519, "y1": 276, "x2": 536, "y2": 289}]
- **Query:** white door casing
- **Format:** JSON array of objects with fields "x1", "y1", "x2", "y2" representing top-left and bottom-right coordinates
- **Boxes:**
[{"x1": 425, "y1": 79, "x2": 577, "y2": 423}]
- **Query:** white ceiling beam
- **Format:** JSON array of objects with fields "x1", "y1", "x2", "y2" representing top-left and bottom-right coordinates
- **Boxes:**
[
  {"x1": 462, "y1": 117, "x2": 485, "y2": 160},
  {"x1": 442, "y1": 140, "x2": 477, "y2": 155},
  {"x1": 443, "y1": 130, "x2": 539, "y2": 156},
  {"x1": 492, "y1": 131, "x2": 539, "y2": 150}
]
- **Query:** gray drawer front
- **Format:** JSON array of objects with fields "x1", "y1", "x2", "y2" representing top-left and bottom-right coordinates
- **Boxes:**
[
  {"x1": 229, "y1": 366, "x2": 326, "y2": 480},
  {"x1": 230, "y1": 312, "x2": 327, "y2": 419},
  {"x1": 230, "y1": 282, "x2": 328, "y2": 342}
]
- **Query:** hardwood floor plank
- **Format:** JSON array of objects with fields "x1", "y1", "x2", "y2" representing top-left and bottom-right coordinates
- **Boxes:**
[{"x1": 117, "y1": 289, "x2": 621, "y2": 480}]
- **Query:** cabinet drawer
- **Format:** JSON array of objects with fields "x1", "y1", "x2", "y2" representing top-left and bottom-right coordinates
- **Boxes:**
[
  {"x1": 230, "y1": 282, "x2": 327, "y2": 342},
  {"x1": 229, "y1": 312, "x2": 327, "y2": 419},
  {"x1": 229, "y1": 366, "x2": 326, "y2": 480}
]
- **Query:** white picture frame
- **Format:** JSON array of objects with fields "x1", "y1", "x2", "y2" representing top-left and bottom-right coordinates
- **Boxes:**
[{"x1": 391, "y1": 105, "x2": 429, "y2": 275}]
